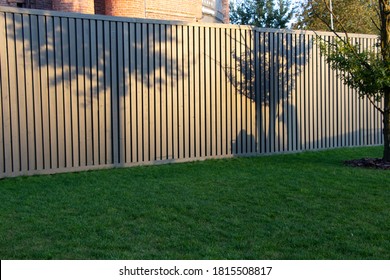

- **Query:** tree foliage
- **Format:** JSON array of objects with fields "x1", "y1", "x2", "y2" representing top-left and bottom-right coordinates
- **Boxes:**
[
  {"x1": 229, "y1": 0, "x2": 295, "y2": 29},
  {"x1": 317, "y1": 0, "x2": 390, "y2": 161},
  {"x1": 295, "y1": 0, "x2": 378, "y2": 34},
  {"x1": 318, "y1": 38, "x2": 387, "y2": 104}
]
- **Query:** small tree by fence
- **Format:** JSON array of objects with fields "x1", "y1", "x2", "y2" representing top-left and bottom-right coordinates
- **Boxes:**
[{"x1": 0, "y1": 6, "x2": 383, "y2": 178}]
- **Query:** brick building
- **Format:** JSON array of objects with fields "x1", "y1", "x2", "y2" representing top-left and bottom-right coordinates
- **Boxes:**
[{"x1": 0, "y1": 0, "x2": 229, "y2": 23}]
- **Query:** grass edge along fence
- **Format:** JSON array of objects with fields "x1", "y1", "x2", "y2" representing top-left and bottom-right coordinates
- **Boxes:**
[{"x1": 0, "y1": 6, "x2": 383, "y2": 178}]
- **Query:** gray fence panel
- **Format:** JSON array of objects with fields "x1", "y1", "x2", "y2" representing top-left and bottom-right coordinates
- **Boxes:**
[{"x1": 0, "y1": 6, "x2": 383, "y2": 178}]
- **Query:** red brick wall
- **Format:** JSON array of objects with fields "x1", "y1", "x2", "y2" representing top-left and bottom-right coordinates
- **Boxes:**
[
  {"x1": 35, "y1": 0, "x2": 53, "y2": 10},
  {"x1": 106, "y1": 0, "x2": 202, "y2": 22},
  {"x1": 52, "y1": 0, "x2": 95, "y2": 14},
  {"x1": 146, "y1": 0, "x2": 202, "y2": 22},
  {"x1": 0, "y1": 0, "x2": 228, "y2": 23},
  {"x1": 0, "y1": 0, "x2": 15, "y2": 7},
  {"x1": 105, "y1": 0, "x2": 145, "y2": 18},
  {"x1": 52, "y1": 0, "x2": 74, "y2": 12},
  {"x1": 0, "y1": 0, "x2": 52, "y2": 9},
  {"x1": 78, "y1": 0, "x2": 95, "y2": 14},
  {"x1": 94, "y1": 0, "x2": 105, "y2": 15}
]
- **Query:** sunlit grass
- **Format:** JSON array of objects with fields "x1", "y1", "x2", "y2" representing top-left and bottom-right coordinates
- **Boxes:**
[{"x1": 0, "y1": 146, "x2": 389, "y2": 259}]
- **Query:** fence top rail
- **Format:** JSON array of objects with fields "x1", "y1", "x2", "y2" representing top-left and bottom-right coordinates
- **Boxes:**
[{"x1": 0, "y1": 5, "x2": 379, "y2": 39}]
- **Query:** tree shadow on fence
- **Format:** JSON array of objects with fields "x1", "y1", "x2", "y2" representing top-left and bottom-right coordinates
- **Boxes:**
[
  {"x1": 224, "y1": 27, "x2": 311, "y2": 156},
  {"x1": 227, "y1": 29, "x2": 383, "y2": 156},
  {"x1": 0, "y1": 7, "x2": 185, "y2": 174}
]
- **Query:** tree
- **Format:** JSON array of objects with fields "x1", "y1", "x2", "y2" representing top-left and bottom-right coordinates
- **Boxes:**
[
  {"x1": 229, "y1": 0, "x2": 295, "y2": 29},
  {"x1": 317, "y1": 0, "x2": 390, "y2": 162},
  {"x1": 295, "y1": 0, "x2": 378, "y2": 34}
]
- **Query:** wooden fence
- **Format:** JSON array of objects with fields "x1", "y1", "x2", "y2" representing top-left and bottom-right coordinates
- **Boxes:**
[{"x1": 0, "y1": 6, "x2": 383, "y2": 178}]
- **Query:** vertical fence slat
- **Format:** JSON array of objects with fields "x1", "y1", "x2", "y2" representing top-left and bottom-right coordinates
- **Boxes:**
[
  {"x1": 215, "y1": 27, "x2": 222, "y2": 156},
  {"x1": 160, "y1": 24, "x2": 167, "y2": 160},
  {"x1": 110, "y1": 21, "x2": 119, "y2": 165},
  {"x1": 7, "y1": 13, "x2": 20, "y2": 173},
  {"x1": 123, "y1": 22, "x2": 130, "y2": 163},
  {"x1": 337, "y1": 67, "x2": 342, "y2": 147},
  {"x1": 276, "y1": 32, "x2": 282, "y2": 152},
  {"x1": 129, "y1": 22, "x2": 137, "y2": 163},
  {"x1": 281, "y1": 32, "x2": 288, "y2": 152},
  {"x1": 136, "y1": 23, "x2": 143, "y2": 162},
  {"x1": 205, "y1": 27, "x2": 211, "y2": 156},
  {"x1": 243, "y1": 29, "x2": 249, "y2": 153},
  {"x1": 310, "y1": 35, "x2": 315, "y2": 149},
  {"x1": 210, "y1": 27, "x2": 217, "y2": 156},
  {"x1": 290, "y1": 33, "x2": 297, "y2": 151},
  {"x1": 47, "y1": 16, "x2": 55, "y2": 169},
  {"x1": 272, "y1": 32, "x2": 278, "y2": 152},
  {"x1": 232, "y1": 28, "x2": 237, "y2": 155},
  {"x1": 121, "y1": 23, "x2": 131, "y2": 164},
  {"x1": 258, "y1": 31, "x2": 265, "y2": 154},
  {"x1": 271, "y1": 32, "x2": 277, "y2": 153},
  {"x1": 287, "y1": 33, "x2": 293, "y2": 152},
  {"x1": 240, "y1": 28, "x2": 246, "y2": 154},
  {"x1": 0, "y1": 12, "x2": 12, "y2": 174},
  {"x1": 250, "y1": 29, "x2": 256, "y2": 153},
  {"x1": 154, "y1": 24, "x2": 161, "y2": 161},
  {"x1": 322, "y1": 35, "x2": 328, "y2": 149},
  {"x1": 244, "y1": 28, "x2": 250, "y2": 154},
  {"x1": 295, "y1": 33, "x2": 302, "y2": 151},
  {"x1": 263, "y1": 32, "x2": 270, "y2": 153},
  {"x1": 148, "y1": 24, "x2": 155, "y2": 162},
  {"x1": 304, "y1": 33, "x2": 310, "y2": 150},
  {"x1": 177, "y1": 26, "x2": 184, "y2": 159},
  {"x1": 183, "y1": 26, "x2": 190, "y2": 159},
  {"x1": 359, "y1": 38, "x2": 365, "y2": 145},
  {"x1": 142, "y1": 23, "x2": 149, "y2": 162},
  {"x1": 61, "y1": 17, "x2": 72, "y2": 168},
  {"x1": 194, "y1": 26, "x2": 200, "y2": 158},
  {"x1": 96, "y1": 20, "x2": 105, "y2": 165},
  {"x1": 235, "y1": 28, "x2": 242, "y2": 155},
  {"x1": 221, "y1": 28, "x2": 227, "y2": 155},
  {"x1": 0, "y1": 19, "x2": 3, "y2": 174},
  {"x1": 199, "y1": 26, "x2": 206, "y2": 157},
  {"x1": 69, "y1": 18, "x2": 79, "y2": 167},
  {"x1": 85, "y1": 19, "x2": 94, "y2": 166},
  {"x1": 189, "y1": 26, "x2": 195, "y2": 158},
  {"x1": 166, "y1": 25, "x2": 173, "y2": 160},
  {"x1": 15, "y1": 14, "x2": 28, "y2": 172},
  {"x1": 226, "y1": 28, "x2": 232, "y2": 155},
  {"x1": 90, "y1": 19, "x2": 99, "y2": 165},
  {"x1": 299, "y1": 34, "x2": 306, "y2": 150},
  {"x1": 22, "y1": 14, "x2": 35, "y2": 171},
  {"x1": 117, "y1": 21, "x2": 125, "y2": 165},
  {"x1": 307, "y1": 34, "x2": 313, "y2": 150},
  {"x1": 340, "y1": 67, "x2": 346, "y2": 147},
  {"x1": 328, "y1": 35, "x2": 334, "y2": 148},
  {"x1": 53, "y1": 16, "x2": 62, "y2": 169},
  {"x1": 172, "y1": 25, "x2": 178, "y2": 159},
  {"x1": 76, "y1": 18, "x2": 86, "y2": 166},
  {"x1": 104, "y1": 20, "x2": 112, "y2": 164},
  {"x1": 29, "y1": 15, "x2": 43, "y2": 171},
  {"x1": 313, "y1": 36, "x2": 319, "y2": 149}
]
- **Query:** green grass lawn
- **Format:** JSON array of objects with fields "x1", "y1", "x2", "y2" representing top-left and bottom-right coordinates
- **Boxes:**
[{"x1": 0, "y1": 146, "x2": 389, "y2": 260}]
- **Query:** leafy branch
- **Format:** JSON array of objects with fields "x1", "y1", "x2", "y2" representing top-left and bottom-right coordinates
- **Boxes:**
[{"x1": 315, "y1": 0, "x2": 387, "y2": 115}]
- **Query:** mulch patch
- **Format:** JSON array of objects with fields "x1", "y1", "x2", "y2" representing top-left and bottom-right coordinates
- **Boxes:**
[{"x1": 344, "y1": 158, "x2": 390, "y2": 170}]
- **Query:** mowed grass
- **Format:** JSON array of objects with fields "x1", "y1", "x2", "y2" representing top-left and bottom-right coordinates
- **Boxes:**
[{"x1": 0, "y1": 146, "x2": 389, "y2": 260}]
